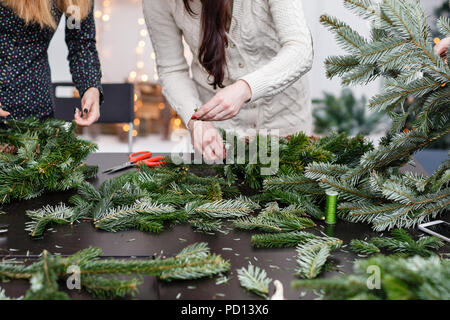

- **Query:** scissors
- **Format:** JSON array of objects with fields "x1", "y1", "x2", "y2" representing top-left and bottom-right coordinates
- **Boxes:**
[{"x1": 103, "y1": 151, "x2": 166, "y2": 174}]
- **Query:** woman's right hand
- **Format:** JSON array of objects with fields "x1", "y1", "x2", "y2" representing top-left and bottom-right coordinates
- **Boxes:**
[
  {"x1": 0, "y1": 103, "x2": 11, "y2": 117},
  {"x1": 188, "y1": 120, "x2": 225, "y2": 162}
]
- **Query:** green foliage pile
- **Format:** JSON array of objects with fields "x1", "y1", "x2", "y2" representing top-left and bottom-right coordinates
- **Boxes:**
[
  {"x1": 271, "y1": 0, "x2": 450, "y2": 231},
  {"x1": 221, "y1": 130, "x2": 373, "y2": 189},
  {"x1": 292, "y1": 255, "x2": 450, "y2": 300},
  {"x1": 0, "y1": 243, "x2": 230, "y2": 300},
  {"x1": 0, "y1": 118, "x2": 98, "y2": 205},
  {"x1": 350, "y1": 228, "x2": 444, "y2": 257},
  {"x1": 25, "y1": 164, "x2": 258, "y2": 237}
]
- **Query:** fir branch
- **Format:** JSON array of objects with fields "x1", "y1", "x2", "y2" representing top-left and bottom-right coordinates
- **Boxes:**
[
  {"x1": 295, "y1": 246, "x2": 331, "y2": 280},
  {"x1": 82, "y1": 276, "x2": 141, "y2": 300},
  {"x1": 187, "y1": 199, "x2": 254, "y2": 219},
  {"x1": 68, "y1": 194, "x2": 93, "y2": 222},
  {"x1": 94, "y1": 200, "x2": 177, "y2": 233},
  {"x1": 0, "y1": 119, "x2": 97, "y2": 205},
  {"x1": 189, "y1": 219, "x2": 223, "y2": 233},
  {"x1": 235, "y1": 201, "x2": 316, "y2": 234},
  {"x1": 349, "y1": 239, "x2": 381, "y2": 255},
  {"x1": 343, "y1": 0, "x2": 393, "y2": 26},
  {"x1": 264, "y1": 190, "x2": 325, "y2": 220},
  {"x1": 158, "y1": 254, "x2": 230, "y2": 281},
  {"x1": 206, "y1": 182, "x2": 223, "y2": 201},
  {"x1": 295, "y1": 236, "x2": 343, "y2": 279},
  {"x1": 237, "y1": 264, "x2": 272, "y2": 299},
  {"x1": 292, "y1": 255, "x2": 450, "y2": 300},
  {"x1": 25, "y1": 204, "x2": 74, "y2": 237},
  {"x1": 325, "y1": 55, "x2": 360, "y2": 78},
  {"x1": 0, "y1": 244, "x2": 230, "y2": 299},
  {"x1": 175, "y1": 242, "x2": 210, "y2": 259},
  {"x1": 438, "y1": 16, "x2": 450, "y2": 36},
  {"x1": 370, "y1": 228, "x2": 444, "y2": 257},
  {"x1": 251, "y1": 231, "x2": 318, "y2": 248}
]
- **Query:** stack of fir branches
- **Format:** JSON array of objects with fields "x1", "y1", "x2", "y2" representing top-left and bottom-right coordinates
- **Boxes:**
[
  {"x1": 0, "y1": 118, "x2": 98, "y2": 205},
  {"x1": 25, "y1": 132, "x2": 372, "y2": 238}
]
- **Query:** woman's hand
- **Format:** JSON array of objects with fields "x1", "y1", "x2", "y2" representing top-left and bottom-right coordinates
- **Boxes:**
[
  {"x1": 435, "y1": 37, "x2": 450, "y2": 64},
  {"x1": 192, "y1": 80, "x2": 252, "y2": 122},
  {"x1": 188, "y1": 120, "x2": 225, "y2": 162},
  {"x1": 0, "y1": 103, "x2": 11, "y2": 118},
  {"x1": 74, "y1": 87, "x2": 101, "y2": 126}
]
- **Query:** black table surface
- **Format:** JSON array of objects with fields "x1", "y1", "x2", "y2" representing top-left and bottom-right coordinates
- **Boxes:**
[{"x1": 0, "y1": 153, "x2": 448, "y2": 300}]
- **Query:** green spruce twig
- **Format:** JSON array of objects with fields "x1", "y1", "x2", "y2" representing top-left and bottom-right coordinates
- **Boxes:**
[{"x1": 237, "y1": 264, "x2": 272, "y2": 299}]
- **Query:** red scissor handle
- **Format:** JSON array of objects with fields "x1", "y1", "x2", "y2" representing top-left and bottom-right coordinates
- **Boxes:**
[
  {"x1": 129, "y1": 151, "x2": 152, "y2": 163},
  {"x1": 140, "y1": 156, "x2": 167, "y2": 167}
]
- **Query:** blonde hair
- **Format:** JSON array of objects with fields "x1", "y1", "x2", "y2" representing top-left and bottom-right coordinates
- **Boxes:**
[{"x1": 1, "y1": 0, "x2": 93, "y2": 29}]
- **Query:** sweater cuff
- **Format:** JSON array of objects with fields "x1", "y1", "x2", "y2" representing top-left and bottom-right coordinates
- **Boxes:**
[
  {"x1": 177, "y1": 105, "x2": 197, "y2": 128},
  {"x1": 239, "y1": 72, "x2": 268, "y2": 103}
]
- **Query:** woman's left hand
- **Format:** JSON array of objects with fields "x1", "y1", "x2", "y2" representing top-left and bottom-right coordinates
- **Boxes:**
[
  {"x1": 74, "y1": 87, "x2": 101, "y2": 127},
  {"x1": 0, "y1": 103, "x2": 10, "y2": 118},
  {"x1": 193, "y1": 80, "x2": 252, "y2": 122}
]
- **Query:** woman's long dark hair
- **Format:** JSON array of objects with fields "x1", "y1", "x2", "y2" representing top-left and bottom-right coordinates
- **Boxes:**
[{"x1": 183, "y1": 0, "x2": 230, "y2": 89}]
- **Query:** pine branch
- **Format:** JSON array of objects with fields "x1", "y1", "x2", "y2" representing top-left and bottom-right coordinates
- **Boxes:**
[{"x1": 237, "y1": 264, "x2": 272, "y2": 299}]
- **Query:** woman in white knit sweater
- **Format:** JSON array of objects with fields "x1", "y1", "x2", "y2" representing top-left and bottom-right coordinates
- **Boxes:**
[{"x1": 143, "y1": 0, "x2": 313, "y2": 160}]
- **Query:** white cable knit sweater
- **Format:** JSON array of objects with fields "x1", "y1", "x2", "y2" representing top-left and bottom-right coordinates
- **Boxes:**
[{"x1": 143, "y1": 0, "x2": 314, "y2": 136}]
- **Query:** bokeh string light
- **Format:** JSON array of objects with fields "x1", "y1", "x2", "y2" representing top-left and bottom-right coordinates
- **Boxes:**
[{"x1": 93, "y1": 0, "x2": 189, "y2": 138}]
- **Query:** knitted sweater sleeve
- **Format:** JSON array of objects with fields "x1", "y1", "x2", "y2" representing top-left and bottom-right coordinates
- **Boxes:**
[
  {"x1": 143, "y1": 0, "x2": 202, "y2": 126},
  {"x1": 240, "y1": 0, "x2": 314, "y2": 102}
]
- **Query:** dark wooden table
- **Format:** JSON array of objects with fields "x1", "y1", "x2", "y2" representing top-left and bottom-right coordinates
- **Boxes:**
[{"x1": 0, "y1": 153, "x2": 448, "y2": 300}]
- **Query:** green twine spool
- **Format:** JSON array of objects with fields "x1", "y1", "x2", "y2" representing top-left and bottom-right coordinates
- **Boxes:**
[{"x1": 325, "y1": 190, "x2": 338, "y2": 225}]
